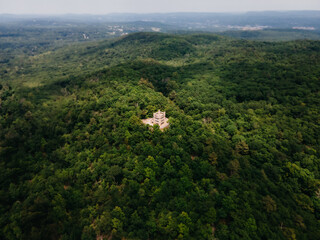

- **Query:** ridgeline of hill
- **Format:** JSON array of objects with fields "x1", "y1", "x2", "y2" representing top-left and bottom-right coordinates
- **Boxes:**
[{"x1": 1, "y1": 32, "x2": 320, "y2": 240}]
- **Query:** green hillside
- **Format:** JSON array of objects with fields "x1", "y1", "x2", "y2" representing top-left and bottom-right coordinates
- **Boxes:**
[{"x1": 1, "y1": 32, "x2": 320, "y2": 240}]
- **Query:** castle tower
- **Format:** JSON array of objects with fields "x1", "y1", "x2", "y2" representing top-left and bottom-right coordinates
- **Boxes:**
[
  {"x1": 142, "y1": 110, "x2": 169, "y2": 130},
  {"x1": 153, "y1": 110, "x2": 166, "y2": 126}
]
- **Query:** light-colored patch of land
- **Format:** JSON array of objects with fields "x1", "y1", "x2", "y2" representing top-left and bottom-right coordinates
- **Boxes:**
[{"x1": 142, "y1": 117, "x2": 169, "y2": 130}]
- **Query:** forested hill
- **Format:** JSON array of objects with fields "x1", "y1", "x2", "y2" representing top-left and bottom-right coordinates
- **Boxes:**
[{"x1": 1, "y1": 32, "x2": 320, "y2": 240}]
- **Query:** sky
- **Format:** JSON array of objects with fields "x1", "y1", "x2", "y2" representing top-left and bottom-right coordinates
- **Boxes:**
[{"x1": 0, "y1": 0, "x2": 320, "y2": 14}]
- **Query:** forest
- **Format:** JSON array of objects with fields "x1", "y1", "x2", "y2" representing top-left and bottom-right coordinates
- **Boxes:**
[{"x1": 0, "y1": 30, "x2": 320, "y2": 240}]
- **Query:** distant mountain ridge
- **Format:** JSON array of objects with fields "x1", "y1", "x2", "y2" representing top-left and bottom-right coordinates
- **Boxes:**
[{"x1": 1, "y1": 11, "x2": 320, "y2": 31}]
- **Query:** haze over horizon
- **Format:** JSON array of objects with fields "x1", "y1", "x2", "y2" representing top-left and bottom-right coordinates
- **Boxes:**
[{"x1": 0, "y1": 0, "x2": 320, "y2": 15}]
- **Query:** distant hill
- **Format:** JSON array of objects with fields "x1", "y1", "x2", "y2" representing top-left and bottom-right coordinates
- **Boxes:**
[{"x1": 1, "y1": 11, "x2": 320, "y2": 30}]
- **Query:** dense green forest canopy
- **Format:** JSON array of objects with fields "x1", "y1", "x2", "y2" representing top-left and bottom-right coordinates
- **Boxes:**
[{"x1": 1, "y1": 32, "x2": 320, "y2": 240}]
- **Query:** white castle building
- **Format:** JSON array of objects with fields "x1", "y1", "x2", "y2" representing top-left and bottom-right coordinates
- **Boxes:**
[{"x1": 142, "y1": 110, "x2": 169, "y2": 129}]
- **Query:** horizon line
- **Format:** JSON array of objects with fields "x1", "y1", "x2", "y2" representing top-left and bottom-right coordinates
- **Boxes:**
[{"x1": 1, "y1": 10, "x2": 320, "y2": 16}]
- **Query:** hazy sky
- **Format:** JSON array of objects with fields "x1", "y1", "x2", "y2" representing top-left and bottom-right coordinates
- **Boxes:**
[{"x1": 1, "y1": 0, "x2": 320, "y2": 14}]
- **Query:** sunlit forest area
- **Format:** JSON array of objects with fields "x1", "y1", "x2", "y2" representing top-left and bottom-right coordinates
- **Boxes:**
[{"x1": 1, "y1": 23, "x2": 320, "y2": 240}]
